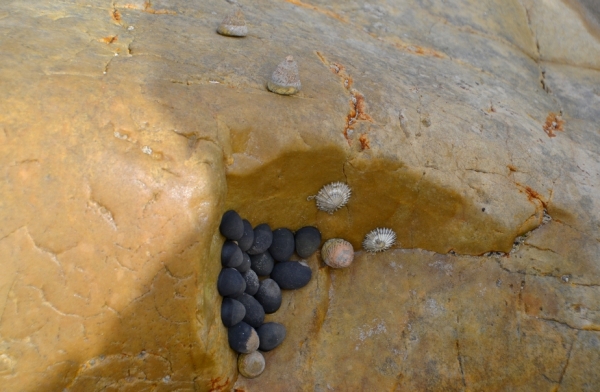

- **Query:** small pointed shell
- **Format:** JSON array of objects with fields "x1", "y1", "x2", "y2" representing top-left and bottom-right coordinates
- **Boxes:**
[
  {"x1": 363, "y1": 228, "x2": 396, "y2": 253},
  {"x1": 267, "y1": 55, "x2": 301, "y2": 95},
  {"x1": 307, "y1": 182, "x2": 351, "y2": 214},
  {"x1": 321, "y1": 238, "x2": 354, "y2": 268},
  {"x1": 217, "y1": 7, "x2": 248, "y2": 37}
]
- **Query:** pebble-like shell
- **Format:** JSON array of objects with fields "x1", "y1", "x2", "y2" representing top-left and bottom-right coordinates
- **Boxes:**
[
  {"x1": 237, "y1": 293, "x2": 265, "y2": 329},
  {"x1": 242, "y1": 269, "x2": 260, "y2": 296},
  {"x1": 228, "y1": 322, "x2": 259, "y2": 354},
  {"x1": 363, "y1": 227, "x2": 396, "y2": 253},
  {"x1": 269, "y1": 228, "x2": 295, "y2": 262},
  {"x1": 254, "y1": 279, "x2": 282, "y2": 314},
  {"x1": 217, "y1": 7, "x2": 248, "y2": 37},
  {"x1": 321, "y1": 238, "x2": 354, "y2": 268},
  {"x1": 267, "y1": 55, "x2": 301, "y2": 95},
  {"x1": 219, "y1": 210, "x2": 244, "y2": 240},
  {"x1": 237, "y1": 219, "x2": 254, "y2": 252},
  {"x1": 221, "y1": 241, "x2": 243, "y2": 268},
  {"x1": 257, "y1": 322, "x2": 286, "y2": 352},
  {"x1": 295, "y1": 226, "x2": 321, "y2": 259},
  {"x1": 270, "y1": 261, "x2": 312, "y2": 290},
  {"x1": 308, "y1": 182, "x2": 351, "y2": 214},
  {"x1": 221, "y1": 297, "x2": 246, "y2": 328},
  {"x1": 217, "y1": 268, "x2": 246, "y2": 298},
  {"x1": 238, "y1": 351, "x2": 265, "y2": 379},
  {"x1": 249, "y1": 251, "x2": 275, "y2": 276},
  {"x1": 235, "y1": 251, "x2": 251, "y2": 273},
  {"x1": 247, "y1": 223, "x2": 273, "y2": 255}
]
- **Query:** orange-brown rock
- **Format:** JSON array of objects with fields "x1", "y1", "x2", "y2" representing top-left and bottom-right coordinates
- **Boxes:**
[{"x1": 1, "y1": 0, "x2": 599, "y2": 391}]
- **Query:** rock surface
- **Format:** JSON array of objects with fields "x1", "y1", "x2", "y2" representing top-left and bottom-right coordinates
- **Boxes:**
[{"x1": 0, "y1": 0, "x2": 599, "y2": 391}]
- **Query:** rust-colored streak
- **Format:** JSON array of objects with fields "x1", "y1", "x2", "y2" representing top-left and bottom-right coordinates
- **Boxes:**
[
  {"x1": 516, "y1": 183, "x2": 547, "y2": 208},
  {"x1": 111, "y1": 9, "x2": 121, "y2": 22},
  {"x1": 284, "y1": 0, "x2": 348, "y2": 23},
  {"x1": 359, "y1": 134, "x2": 370, "y2": 150},
  {"x1": 353, "y1": 92, "x2": 372, "y2": 122},
  {"x1": 101, "y1": 36, "x2": 118, "y2": 44},
  {"x1": 315, "y1": 52, "x2": 373, "y2": 147},
  {"x1": 209, "y1": 376, "x2": 230, "y2": 392},
  {"x1": 385, "y1": 37, "x2": 447, "y2": 59},
  {"x1": 117, "y1": 2, "x2": 176, "y2": 14},
  {"x1": 329, "y1": 62, "x2": 353, "y2": 90},
  {"x1": 507, "y1": 164, "x2": 518, "y2": 172},
  {"x1": 543, "y1": 112, "x2": 564, "y2": 138}
]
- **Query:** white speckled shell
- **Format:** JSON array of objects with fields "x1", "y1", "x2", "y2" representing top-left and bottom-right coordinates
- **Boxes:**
[
  {"x1": 321, "y1": 238, "x2": 354, "y2": 268},
  {"x1": 363, "y1": 228, "x2": 396, "y2": 253},
  {"x1": 217, "y1": 7, "x2": 248, "y2": 37},
  {"x1": 308, "y1": 182, "x2": 351, "y2": 214}
]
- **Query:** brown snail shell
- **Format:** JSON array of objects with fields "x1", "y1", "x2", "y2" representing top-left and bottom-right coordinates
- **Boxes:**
[{"x1": 321, "y1": 238, "x2": 354, "y2": 268}]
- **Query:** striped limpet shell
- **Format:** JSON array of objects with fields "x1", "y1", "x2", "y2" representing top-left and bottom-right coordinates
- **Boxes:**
[
  {"x1": 321, "y1": 238, "x2": 354, "y2": 268},
  {"x1": 307, "y1": 182, "x2": 351, "y2": 214},
  {"x1": 363, "y1": 228, "x2": 396, "y2": 253}
]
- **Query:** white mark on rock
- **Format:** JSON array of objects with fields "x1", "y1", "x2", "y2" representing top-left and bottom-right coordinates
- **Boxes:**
[
  {"x1": 355, "y1": 318, "x2": 387, "y2": 350},
  {"x1": 141, "y1": 146, "x2": 152, "y2": 155},
  {"x1": 114, "y1": 131, "x2": 128, "y2": 140},
  {"x1": 428, "y1": 260, "x2": 453, "y2": 276},
  {"x1": 425, "y1": 298, "x2": 445, "y2": 316}
]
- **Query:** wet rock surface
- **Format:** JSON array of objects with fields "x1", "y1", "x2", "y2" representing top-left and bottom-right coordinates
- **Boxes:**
[{"x1": 1, "y1": 0, "x2": 599, "y2": 390}]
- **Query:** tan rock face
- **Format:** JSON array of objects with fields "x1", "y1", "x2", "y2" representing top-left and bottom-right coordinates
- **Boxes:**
[{"x1": 1, "y1": 0, "x2": 599, "y2": 391}]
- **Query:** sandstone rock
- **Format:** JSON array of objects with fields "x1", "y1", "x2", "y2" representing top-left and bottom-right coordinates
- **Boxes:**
[{"x1": 0, "y1": 0, "x2": 599, "y2": 390}]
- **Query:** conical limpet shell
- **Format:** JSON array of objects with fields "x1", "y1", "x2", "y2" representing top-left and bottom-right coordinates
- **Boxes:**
[
  {"x1": 267, "y1": 55, "x2": 301, "y2": 95},
  {"x1": 321, "y1": 238, "x2": 354, "y2": 268},
  {"x1": 217, "y1": 7, "x2": 248, "y2": 37},
  {"x1": 307, "y1": 182, "x2": 351, "y2": 214},
  {"x1": 363, "y1": 227, "x2": 396, "y2": 253}
]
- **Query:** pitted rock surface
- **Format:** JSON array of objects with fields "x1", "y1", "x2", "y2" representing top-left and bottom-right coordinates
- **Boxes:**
[{"x1": 0, "y1": 0, "x2": 599, "y2": 390}]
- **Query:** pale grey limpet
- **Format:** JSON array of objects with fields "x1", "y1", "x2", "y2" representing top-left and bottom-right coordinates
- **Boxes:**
[
  {"x1": 363, "y1": 227, "x2": 396, "y2": 253},
  {"x1": 307, "y1": 182, "x2": 351, "y2": 214}
]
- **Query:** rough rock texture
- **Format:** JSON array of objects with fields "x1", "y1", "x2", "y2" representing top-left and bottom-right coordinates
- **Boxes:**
[{"x1": 0, "y1": 0, "x2": 599, "y2": 391}]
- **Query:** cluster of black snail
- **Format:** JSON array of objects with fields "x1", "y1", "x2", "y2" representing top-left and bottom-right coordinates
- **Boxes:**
[{"x1": 218, "y1": 210, "x2": 321, "y2": 378}]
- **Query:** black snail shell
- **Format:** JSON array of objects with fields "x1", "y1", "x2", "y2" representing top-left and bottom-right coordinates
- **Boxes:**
[
  {"x1": 242, "y1": 269, "x2": 260, "y2": 296},
  {"x1": 221, "y1": 298, "x2": 246, "y2": 328},
  {"x1": 221, "y1": 241, "x2": 243, "y2": 268},
  {"x1": 250, "y1": 251, "x2": 275, "y2": 276},
  {"x1": 254, "y1": 279, "x2": 282, "y2": 314},
  {"x1": 219, "y1": 210, "x2": 244, "y2": 240},
  {"x1": 269, "y1": 228, "x2": 295, "y2": 262},
  {"x1": 257, "y1": 322, "x2": 286, "y2": 352},
  {"x1": 247, "y1": 223, "x2": 273, "y2": 255},
  {"x1": 235, "y1": 251, "x2": 251, "y2": 274},
  {"x1": 294, "y1": 226, "x2": 322, "y2": 258},
  {"x1": 217, "y1": 268, "x2": 246, "y2": 298},
  {"x1": 237, "y1": 219, "x2": 255, "y2": 252},
  {"x1": 237, "y1": 293, "x2": 265, "y2": 329},
  {"x1": 270, "y1": 261, "x2": 312, "y2": 290},
  {"x1": 228, "y1": 321, "x2": 259, "y2": 354}
]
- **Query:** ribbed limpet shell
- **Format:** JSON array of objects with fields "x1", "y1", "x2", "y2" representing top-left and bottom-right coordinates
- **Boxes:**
[
  {"x1": 321, "y1": 238, "x2": 354, "y2": 268},
  {"x1": 307, "y1": 182, "x2": 351, "y2": 214},
  {"x1": 363, "y1": 228, "x2": 396, "y2": 253}
]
